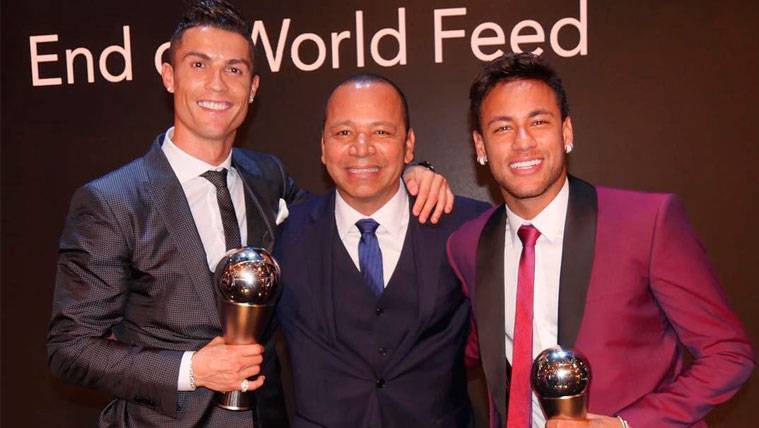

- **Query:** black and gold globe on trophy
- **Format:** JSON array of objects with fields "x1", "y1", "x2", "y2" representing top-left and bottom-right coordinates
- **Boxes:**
[{"x1": 531, "y1": 346, "x2": 592, "y2": 421}]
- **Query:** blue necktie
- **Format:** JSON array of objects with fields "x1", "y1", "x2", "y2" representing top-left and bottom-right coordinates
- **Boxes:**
[{"x1": 356, "y1": 219, "x2": 384, "y2": 296}]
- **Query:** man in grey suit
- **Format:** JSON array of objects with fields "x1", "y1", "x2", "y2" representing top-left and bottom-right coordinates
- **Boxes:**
[{"x1": 47, "y1": 1, "x2": 451, "y2": 427}]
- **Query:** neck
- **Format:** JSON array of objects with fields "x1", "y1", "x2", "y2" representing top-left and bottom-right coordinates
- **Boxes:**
[
  {"x1": 503, "y1": 174, "x2": 567, "y2": 220},
  {"x1": 171, "y1": 128, "x2": 235, "y2": 166},
  {"x1": 338, "y1": 182, "x2": 400, "y2": 217},
  {"x1": 346, "y1": 198, "x2": 389, "y2": 217}
]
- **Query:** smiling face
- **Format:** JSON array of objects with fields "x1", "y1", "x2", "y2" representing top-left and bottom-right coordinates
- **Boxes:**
[
  {"x1": 161, "y1": 26, "x2": 259, "y2": 153},
  {"x1": 321, "y1": 81, "x2": 415, "y2": 216},
  {"x1": 473, "y1": 79, "x2": 573, "y2": 219}
]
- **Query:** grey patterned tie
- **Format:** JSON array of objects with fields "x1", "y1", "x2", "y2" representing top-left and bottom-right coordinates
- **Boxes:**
[{"x1": 201, "y1": 169, "x2": 242, "y2": 250}]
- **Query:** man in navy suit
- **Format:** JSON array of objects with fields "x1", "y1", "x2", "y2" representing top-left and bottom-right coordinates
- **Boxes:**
[{"x1": 275, "y1": 74, "x2": 490, "y2": 427}]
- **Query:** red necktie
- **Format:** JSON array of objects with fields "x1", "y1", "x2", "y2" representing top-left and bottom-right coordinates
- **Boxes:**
[{"x1": 506, "y1": 224, "x2": 541, "y2": 428}]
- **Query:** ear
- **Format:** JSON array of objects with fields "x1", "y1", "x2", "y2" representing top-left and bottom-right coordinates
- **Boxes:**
[
  {"x1": 472, "y1": 130, "x2": 487, "y2": 159},
  {"x1": 161, "y1": 62, "x2": 175, "y2": 93},
  {"x1": 320, "y1": 135, "x2": 327, "y2": 165},
  {"x1": 403, "y1": 129, "x2": 416, "y2": 164},
  {"x1": 250, "y1": 74, "x2": 260, "y2": 100},
  {"x1": 562, "y1": 116, "x2": 574, "y2": 148}
]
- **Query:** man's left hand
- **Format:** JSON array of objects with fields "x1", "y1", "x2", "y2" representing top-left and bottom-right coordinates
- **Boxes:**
[
  {"x1": 546, "y1": 413, "x2": 627, "y2": 428},
  {"x1": 403, "y1": 165, "x2": 454, "y2": 224}
]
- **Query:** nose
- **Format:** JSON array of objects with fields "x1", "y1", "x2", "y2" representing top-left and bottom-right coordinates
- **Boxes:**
[
  {"x1": 512, "y1": 127, "x2": 536, "y2": 152},
  {"x1": 207, "y1": 68, "x2": 227, "y2": 92},
  {"x1": 349, "y1": 132, "x2": 376, "y2": 157}
]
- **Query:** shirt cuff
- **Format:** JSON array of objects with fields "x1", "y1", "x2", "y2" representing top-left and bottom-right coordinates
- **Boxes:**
[{"x1": 177, "y1": 351, "x2": 196, "y2": 391}]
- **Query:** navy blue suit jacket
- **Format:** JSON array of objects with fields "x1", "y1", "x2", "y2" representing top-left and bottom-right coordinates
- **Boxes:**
[{"x1": 275, "y1": 190, "x2": 489, "y2": 427}]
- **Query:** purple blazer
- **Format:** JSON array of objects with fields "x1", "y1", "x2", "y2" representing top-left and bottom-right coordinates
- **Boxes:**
[{"x1": 447, "y1": 176, "x2": 754, "y2": 428}]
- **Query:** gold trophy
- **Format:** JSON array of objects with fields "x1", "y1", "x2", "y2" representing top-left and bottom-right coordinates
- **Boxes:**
[
  {"x1": 213, "y1": 247, "x2": 281, "y2": 411},
  {"x1": 531, "y1": 346, "x2": 592, "y2": 420}
]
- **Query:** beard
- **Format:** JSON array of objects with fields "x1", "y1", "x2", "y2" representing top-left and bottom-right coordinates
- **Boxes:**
[{"x1": 499, "y1": 154, "x2": 568, "y2": 202}]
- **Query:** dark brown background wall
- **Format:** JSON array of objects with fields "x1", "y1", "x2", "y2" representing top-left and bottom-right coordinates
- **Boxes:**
[{"x1": 2, "y1": 1, "x2": 757, "y2": 426}]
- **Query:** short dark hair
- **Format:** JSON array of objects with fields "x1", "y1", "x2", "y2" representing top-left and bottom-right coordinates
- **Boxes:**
[
  {"x1": 168, "y1": 0, "x2": 255, "y2": 70},
  {"x1": 323, "y1": 74, "x2": 411, "y2": 132},
  {"x1": 469, "y1": 52, "x2": 569, "y2": 132}
]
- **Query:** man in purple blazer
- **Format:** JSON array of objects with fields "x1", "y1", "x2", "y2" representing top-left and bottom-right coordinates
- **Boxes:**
[{"x1": 446, "y1": 53, "x2": 754, "y2": 428}]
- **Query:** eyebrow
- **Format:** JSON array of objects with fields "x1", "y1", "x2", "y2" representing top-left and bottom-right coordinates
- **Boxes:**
[
  {"x1": 226, "y1": 58, "x2": 252, "y2": 70},
  {"x1": 183, "y1": 51, "x2": 211, "y2": 61},
  {"x1": 182, "y1": 51, "x2": 251, "y2": 69},
  {"x1": 485, "y1": 109, "x2": 555, "y2": 127},
  {"x1": 327, "y1": 120, "x2": 398, "y2": 128}
]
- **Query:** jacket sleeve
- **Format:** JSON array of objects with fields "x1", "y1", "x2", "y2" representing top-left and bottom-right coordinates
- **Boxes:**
[
  {"x1": 269, "y1": 153, "x2": 312, "y2": 206},
  {"x1": 47, "y1": 184, "x2": 183, "y2": 418},
  {"x1": 618, "y1": 195, "x2": 755, "y2": 427}
]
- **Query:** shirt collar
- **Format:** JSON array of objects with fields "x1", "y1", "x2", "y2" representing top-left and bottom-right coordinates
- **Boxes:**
[
  {"x1": 505, "y1": 178, "x2": 569, "y2": 245},
  {"x1": 335, "y1": 180, "x2": 409, "y2": 238},
  {"x1": 161, "y1": 127, "x2": 234, "y2": 184}
]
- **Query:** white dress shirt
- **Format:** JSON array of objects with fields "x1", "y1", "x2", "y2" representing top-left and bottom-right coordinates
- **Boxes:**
[
  {"x1": 503, "y1": 179, "x2": 569, "y2": 427},
  {"x1": 162, "y1": 128, "x2": 248, "y2": 271},
  {"x1": 161, "y1": 127, "x2": 248, "y2": 391},
  {"x1": 334, "y1": 181, "x2": 409, "y2": 287}
]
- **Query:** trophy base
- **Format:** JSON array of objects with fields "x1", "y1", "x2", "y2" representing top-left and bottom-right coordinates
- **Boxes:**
[
  {"x1": 216, "y1": 390, "x2": 251, "y2": 411},
  {"x1": 540, "y1": 393, "x2": 587, "y2": 420}
]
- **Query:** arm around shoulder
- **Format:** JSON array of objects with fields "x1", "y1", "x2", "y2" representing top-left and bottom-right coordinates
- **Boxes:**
[{"x1": 269, "y1": 153, "x2": 311, "y2": 206}]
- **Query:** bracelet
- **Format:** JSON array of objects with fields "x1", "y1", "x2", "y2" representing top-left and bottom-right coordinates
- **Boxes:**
[
  {"x1": 616, "y1": 416, "x2": 629, "y2": 428},
  {"x1": 188, "y1": 354, "x2": 196, "y2": 390}
]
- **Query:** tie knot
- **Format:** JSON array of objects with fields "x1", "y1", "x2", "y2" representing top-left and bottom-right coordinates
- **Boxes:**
[
  {"x1": 356, "y1": 218, "x2": 380, "y2": 235},
  {"x1": 201, "y1": 169, "x2": 229, "y2": 189},
  {"x1": 517, "y1": 224, "x2": 541, "y2": 247}
]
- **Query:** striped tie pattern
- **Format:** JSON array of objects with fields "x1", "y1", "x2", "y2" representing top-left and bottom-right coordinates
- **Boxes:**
[
  {"x1": 356, "y1": 218, "x2": 384, "y2": 296},
  {"x1": 201, "y1": 169, "x2": 242, "y2": 251}
]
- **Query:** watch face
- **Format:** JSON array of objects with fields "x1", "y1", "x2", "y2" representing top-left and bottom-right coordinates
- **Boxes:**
[{"x1": 417, "y1": 161, "x2": 435, "y2": 171}]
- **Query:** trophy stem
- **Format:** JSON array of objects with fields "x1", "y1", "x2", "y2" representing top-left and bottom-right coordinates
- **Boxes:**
[
  {"x1": 539, "y1": 393, "x2": 587, "y2": 420},
  {"x1": 220, "y1": 300, "x2": 275, "y2": 345},
  {"x1": 215, "y1": 300, "x2": 275, "y2": 411}
]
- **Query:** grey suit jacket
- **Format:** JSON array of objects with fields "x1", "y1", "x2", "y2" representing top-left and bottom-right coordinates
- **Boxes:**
[{"x1": 48, "y1": 135, "x2": 307, "y2": 427}]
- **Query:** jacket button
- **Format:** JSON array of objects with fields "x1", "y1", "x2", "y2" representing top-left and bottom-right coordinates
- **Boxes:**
[
  {"x1": 375, "y1": 307, "x2": 384, "y2": 316},
  {"x1": 378, "y1": 347, "x2": 387, "y2": 356},
  {"x1": 376, "y1": 378, "x2": 385, "y2": 388}
]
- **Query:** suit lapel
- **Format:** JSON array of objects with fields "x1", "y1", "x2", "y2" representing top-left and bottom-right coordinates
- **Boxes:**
[
  {"x1": 475, "y1": 204, "x2": 509, "y2": 420},
  {"x1": 307, "y1": 192, "x2": 339, "y2": 341},
  {"x1": 143, "y1": 138, "x2": 220, "y2": 325},
  {"x1": 557, "y1": 176, "x2": 597, "y2": 348},
  {"x1": 232, "y1": 150, "x2": 276, "y2": 252}
]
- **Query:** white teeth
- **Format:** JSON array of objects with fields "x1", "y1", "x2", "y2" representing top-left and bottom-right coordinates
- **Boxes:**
[
  {"x1": 510, "y1": 159, "x2": 542, "y2": 169},
  {"x1": 349, "y1": 167, "x2": 379, "y2": 174},
  {"x1": 197, "y1": 100, "x2": 229, "y2": 111}
]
